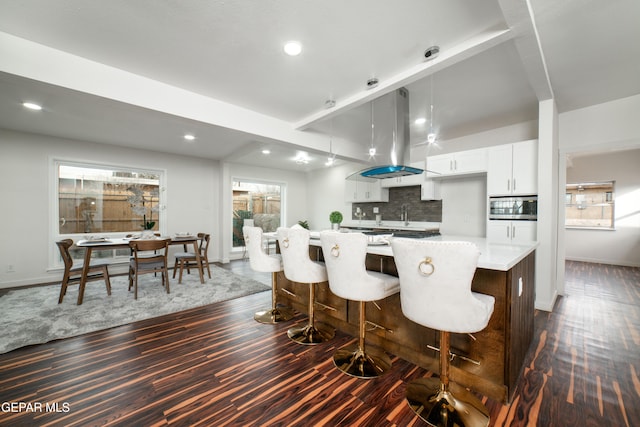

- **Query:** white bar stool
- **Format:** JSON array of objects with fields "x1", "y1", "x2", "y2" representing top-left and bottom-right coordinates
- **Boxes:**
[
  {"x1": 243, "y1": 226, "x2": 293, "y2": 324},
  {"x1": 277, "y1": 226, "x2": 335, "y2": 345},
  {"x1": 320, "y1": 231, "x2": 399, "y2": 378},
  {"x1": 391, "y1": 238, "x2": 495, "y2": 427}
]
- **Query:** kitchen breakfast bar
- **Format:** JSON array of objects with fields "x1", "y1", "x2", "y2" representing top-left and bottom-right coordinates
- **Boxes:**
[{"x1": 274, "y1": 234, "x2": 537, "y2": 404}]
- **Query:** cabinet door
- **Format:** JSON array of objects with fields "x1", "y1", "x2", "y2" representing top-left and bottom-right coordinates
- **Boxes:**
[
  {"x1": 364, "y1": 180, "x2": 389, "y2": 202},
  {"x1": 487, "y1": 144, "x2": 514, "y2": 196},
  {"x1": 487, "y1": 221, "x2": 512, "y2": 243},
  {"x1": 487, "y1": 221, "x2": 537, "y2": 243},
  {"x1": 345, "y1": 180, "x2": 359, "y2": 202},
  {"x1": 421, "y1": 180, "x2": 441, "y2": 200},
  {"x1": 426, "y1": 154, "x2": 454, "y2": 177},
  {"x1": 511, "y1": 221, "x2": 537, "y2": 243},
  {"x1": 454, "y1": 148, "x2": 487, "y2": 174},
  {"x1": 512, "y1": 140, "x2": 537, "y2": 195}
]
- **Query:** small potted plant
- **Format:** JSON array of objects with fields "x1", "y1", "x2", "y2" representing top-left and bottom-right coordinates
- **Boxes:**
[{"x1": 329, "y1": 211, "x2": 343, "y2": 230}]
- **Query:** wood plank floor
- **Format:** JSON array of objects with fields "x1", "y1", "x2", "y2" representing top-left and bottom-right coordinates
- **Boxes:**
[{"x1": 0, "y1": 260, "x2": 638, "y2": 426}]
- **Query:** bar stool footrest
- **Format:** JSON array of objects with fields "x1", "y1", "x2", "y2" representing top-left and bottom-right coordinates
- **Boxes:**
[
  {"x1": 333, "y1": 345, "x2": 391, "y2": 379},
  {"x1": 254, "y1": 306, "x2": 294, "y2": 324},
  {"x1": 406, "y1": 377, "x2": 490, "y2": 427}
]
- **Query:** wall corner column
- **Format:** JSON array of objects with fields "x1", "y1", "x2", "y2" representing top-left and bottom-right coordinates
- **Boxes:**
[{"x1": 535, "y1": 99, "x2": 560, "y2": 311}]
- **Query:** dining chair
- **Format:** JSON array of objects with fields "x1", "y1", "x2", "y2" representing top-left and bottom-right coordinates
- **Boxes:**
[
  {"x1": 56, "y1": 239, "x2": 112, "y2": 305},
  {"x1": 128, "y1": 238, "x2": 171, "y2": 299},
  {"x1": 173, "y1": 233, "x2": 211, "y2": 283}
]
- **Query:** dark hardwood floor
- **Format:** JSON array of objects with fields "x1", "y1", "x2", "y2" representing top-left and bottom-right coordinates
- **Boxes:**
[{"x1": 0, "y1": 260, "x2": 638, "y2": 426}]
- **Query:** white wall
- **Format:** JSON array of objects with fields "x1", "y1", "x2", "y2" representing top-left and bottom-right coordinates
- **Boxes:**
[
  {"x1": 557, "y1": 94, "x2": 640, "y2": 271},
  {"x1": 306, "y1": 162, "x2": 356, "y2": 231},
  {"x1": 0, "y1": 129, "x2": 219, "y2": 288},
  {"x1": 439, "y1": 176, "x2": 487, "y2": 237},
  {"x1": 565, "y1": 150, "x2": 640, "y2": 266}
]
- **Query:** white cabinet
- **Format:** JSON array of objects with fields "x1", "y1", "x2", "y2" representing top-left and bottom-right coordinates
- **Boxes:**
[
  {"x1": 345, "y1": 179, "x2": 389, "y2": 202},
  {"x1": 426, "y1": 148, "x2": 487, "y2": 178},
  {"x1": 421, "y1": 179, "x2": 441, "y2": 200},
  {"x1": 380, "y1": 161, "x2": 425, "y2": 188},
  {"x1": 487, "y1": 140, "x2": 537, "y2": 196},
  {"x1": 487, "y1": 220, "x2": 537, "y2": 243}
]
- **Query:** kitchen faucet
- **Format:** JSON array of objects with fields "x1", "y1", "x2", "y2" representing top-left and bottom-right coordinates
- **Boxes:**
[{"x1": 401, "y1": 204, "x2": 409, "y2": 226}]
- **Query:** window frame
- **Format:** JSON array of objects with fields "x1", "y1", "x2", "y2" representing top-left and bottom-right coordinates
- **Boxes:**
[
  {"x1": 50, "y1": 158, "x2": 167, "y2": 269},
  {"x1": 565, "y1": 180, "x2": 615, "y2": 230}
]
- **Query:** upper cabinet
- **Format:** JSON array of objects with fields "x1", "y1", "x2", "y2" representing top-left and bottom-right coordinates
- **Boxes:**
[
  {"x1": 345, "y1": 179, "x2": 389, "y2": 203},
  {"x1": 425, "y1": 148, "x2": 487, "y2": 178},
  {"x1": 487, "y1": 140, "x2": 538, "y2": 196},
  {"x1": 380, "y1": 161, "x2": 425, "y2": 188}
]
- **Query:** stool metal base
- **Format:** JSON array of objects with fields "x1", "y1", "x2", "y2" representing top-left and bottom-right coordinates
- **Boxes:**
[
  {"x1": 333, "y1": 345, "x2": 391, "y2": 379},
  {"x1": 287, "y1": 323, "x2": 334, "y2": 345},
  {"x1": 406, "y1": 377, "x2": 490, "y2": 427},
  {"x1": 254, "y1": 306, "x2": 294, "y2": 324}
]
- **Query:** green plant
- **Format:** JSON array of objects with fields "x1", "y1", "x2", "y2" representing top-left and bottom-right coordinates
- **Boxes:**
[
  {"x1": 297, "y1": 220, "x2": 309, "y2": 229},
  {"x1": 329, "y1": 211, "x2": 343, "y2": 224}
]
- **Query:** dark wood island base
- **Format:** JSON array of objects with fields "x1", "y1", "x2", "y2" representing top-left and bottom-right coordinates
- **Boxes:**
[{"x1": 275, "y1": 244, "x2": 535, "y2": 404}]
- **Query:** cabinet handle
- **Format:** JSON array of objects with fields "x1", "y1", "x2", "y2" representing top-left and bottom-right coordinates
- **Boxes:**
[
  {"x1": 513, "y1": 178, "x2": 516, "y2": 191},
  {"x1": 506, "y1": 225, "x2": 510, "y2": 238},
  {"x1": 507, "y1": 179, "x2": 511, "y2": 191},
  {"x1": 512, "y1": 225, "x2": 516, "y2": 239},
  {"x1": 454, "y1": 159, "x2": 457, "y2": 170},
  {"x1": 450, "y1": 160, "x2": 453, "y2": 171}
]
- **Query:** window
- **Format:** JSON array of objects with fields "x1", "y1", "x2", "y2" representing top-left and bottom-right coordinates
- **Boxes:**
[
  {"x1": 55, "y1": 161, "x2": 165, "y2": 263},
  {"x1": 565, "y1": 181, "x2": 615, "y2": 229},
  {"x1": 232, "y1": 181, "x2": 282, "y2": 248}
]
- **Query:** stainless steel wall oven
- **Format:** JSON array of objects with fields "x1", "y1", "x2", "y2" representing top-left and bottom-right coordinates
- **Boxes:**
[{"x1": 489, "y1": 196, "x2": 537, "y2": 221}]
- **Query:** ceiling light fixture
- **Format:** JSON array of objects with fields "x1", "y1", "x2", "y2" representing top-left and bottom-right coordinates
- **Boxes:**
[
  {"x1": 414, "y1": 117, "x2": 427, "y2": 125},
  {"x1": 426, "y1": 75, "x2": 438, "y2": 145},
  {"x1": 284, "y1": 41, "x2": 302, "y2": 56},
  {"x1": 423, "y1": 45, "x2": 440, "y2": 61},
  {"x1": 23, "y1": 102, "x2": 42, "y2": 111},
  {"x1": 326, "y1": 119, "x2": 336, "y2": 166},
  {"x1": 184, "y1": 134, "x2": 195, "y2": 141},
  {"x1": 368, "y1": 101, "x2": 377, "y2": 158},
  {"x1": 262, "y1": 149, "x2": 271, "y2": 155}
]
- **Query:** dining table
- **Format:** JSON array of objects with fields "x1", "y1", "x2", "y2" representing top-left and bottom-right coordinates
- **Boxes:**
[{"x1": 75, "y1": 235, "x2": 204, "y2": 304}]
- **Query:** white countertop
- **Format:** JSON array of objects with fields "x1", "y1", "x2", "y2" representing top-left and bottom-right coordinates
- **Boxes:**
[{"x1": 310, "y1": 234, "x2": 537, "y2": 272}]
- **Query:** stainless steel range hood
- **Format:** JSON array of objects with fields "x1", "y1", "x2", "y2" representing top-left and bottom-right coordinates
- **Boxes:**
[{"x1": 348, "y1": 87, "x2": 423, "y2": 181}]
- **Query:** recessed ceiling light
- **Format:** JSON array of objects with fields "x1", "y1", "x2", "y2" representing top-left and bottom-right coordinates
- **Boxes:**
[
  {"x1": 262, "y1": 149, "x2": 271, "y2": 155},
  {"x1": 23, "y1": 102, "x2": 42, "y2": 111},
  {"x1": 284, "y1": 41, "x2": 302, "y2": 56},
  {"x1": 184, "y1": 134, "x2": 195, "y2": 141},
  {"x1": 414, "y1": 117, "x2": 427, "y2": 125}
]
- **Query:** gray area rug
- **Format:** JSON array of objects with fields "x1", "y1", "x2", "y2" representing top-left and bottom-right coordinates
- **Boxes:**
[{"x1": 0, "y1": 265, "x2": 270, "y2": 354}]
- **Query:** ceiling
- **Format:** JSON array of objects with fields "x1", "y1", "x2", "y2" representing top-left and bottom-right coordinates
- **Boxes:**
[{"x1": 0, "y1": 0, "x2": 639, "y2": 172}]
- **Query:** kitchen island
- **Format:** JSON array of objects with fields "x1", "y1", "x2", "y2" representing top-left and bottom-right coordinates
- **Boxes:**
[{"x1": 275, "y1": 234, "x2": 537, "y2": 404}]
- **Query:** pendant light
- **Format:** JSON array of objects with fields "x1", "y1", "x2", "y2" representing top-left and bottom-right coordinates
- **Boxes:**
[
  {"x1": 426, "y1": 75, "x2": 438, "y2": 145},
  {"x1": 326, "y1": 119, "x2": 336, "y2": 166},
  {"x1": 368, "y1": 101, "x2": 377, "y2": 159}
]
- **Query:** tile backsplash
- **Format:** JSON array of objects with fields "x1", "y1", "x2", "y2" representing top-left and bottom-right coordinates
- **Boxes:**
[{"x1": 352, "y1": 185, "x2": 442, "y2": 223}]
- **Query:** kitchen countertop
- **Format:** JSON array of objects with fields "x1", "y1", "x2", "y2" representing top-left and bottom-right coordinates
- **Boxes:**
[{"x1": 309, "y1": 233, "x2": 537, "y2": 272}]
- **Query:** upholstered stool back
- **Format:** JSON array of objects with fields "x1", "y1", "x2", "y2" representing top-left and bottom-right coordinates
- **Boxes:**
[
  {"x1": 391, "y1": 239, "x2": 494, "y2": 334},
  {"x1": 243, "y1": 226, "x2": 282, "y2": 273},
  {"x1": 277, "y1": 226, "x2": 327, "y2": 284}
]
